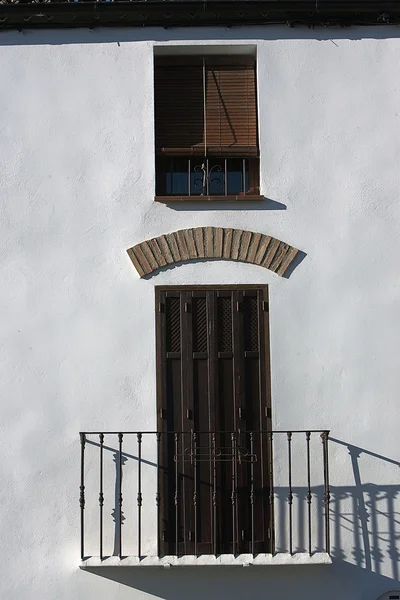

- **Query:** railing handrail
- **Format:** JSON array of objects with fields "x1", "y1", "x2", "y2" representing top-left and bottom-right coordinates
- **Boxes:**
[{"x1": 80, "y1": 429, "x2": 330, "y2": 435}]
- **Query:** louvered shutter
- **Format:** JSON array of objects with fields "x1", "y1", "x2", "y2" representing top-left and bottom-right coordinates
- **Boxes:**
[
  {"x1": 205, "y1": 57, "x2": 258, "y2": 157},
  {"x1": 154, "y1": 56, "x2": 258, "y2": 157},
  {"x1": 154, "y1": 57, "x2": 204, "y2": 155}
]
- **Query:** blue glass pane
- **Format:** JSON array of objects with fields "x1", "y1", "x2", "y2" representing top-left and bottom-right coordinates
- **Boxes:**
[
  {"x1": 166, "y1": 158, "x2": 189, "y2": 195},
  {"x1": 227, "y1": 159, "x2": 247, "y2": 195}
]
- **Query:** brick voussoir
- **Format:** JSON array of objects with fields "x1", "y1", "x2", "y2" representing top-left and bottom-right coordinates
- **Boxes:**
[{"x1": 127, "y1": 227, "x2": 300, "y2": 278}]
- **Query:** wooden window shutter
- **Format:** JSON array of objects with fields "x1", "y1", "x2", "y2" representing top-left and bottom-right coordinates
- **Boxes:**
[
  {"x1": 154, "y1": 56, "x2": 258, "y2": 157},
  {"x1": 154, "y1": 57, "x2": 205, "y2": 156},
  {"x1": 205, "y1": 57, "x2": 258, "y2": 157}
]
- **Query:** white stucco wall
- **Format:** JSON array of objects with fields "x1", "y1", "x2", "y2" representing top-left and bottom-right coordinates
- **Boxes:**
[{"x1": 0, "y1": 25, "x2": 399, "y2": 600}]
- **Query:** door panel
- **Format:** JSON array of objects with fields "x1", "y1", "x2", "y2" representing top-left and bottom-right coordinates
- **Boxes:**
[{"x1": 156, "y1": 286, "x2": 271, "y2": 556}]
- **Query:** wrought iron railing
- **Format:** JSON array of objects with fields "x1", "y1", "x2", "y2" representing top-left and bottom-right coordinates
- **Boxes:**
[
  {"x1": 79, "y1": 429, "x2": 330, "y2": 560},
  {"x1": 155, "y1": 157, "x2": 258, "y2": 198}
]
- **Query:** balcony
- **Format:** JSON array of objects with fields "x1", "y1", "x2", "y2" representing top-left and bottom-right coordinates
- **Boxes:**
[
  {"x1": 1, "y1": 0, "x2": 400, "y2": 30},
  {"x1": 79, "y1": 429, "x2": 332, "y2": 568}
]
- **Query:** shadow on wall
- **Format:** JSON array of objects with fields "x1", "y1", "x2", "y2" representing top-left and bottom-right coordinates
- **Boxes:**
[
  {"x1": 82, "y1": 563, "x2": 397, "y2": 600},
  {"x1": 82, "y1": 438, "x2": 400, "y2": 600},
  {"x1": 139, "y1": 250, "x2": 307, "y2": 281},
  {"x1": 164, "y1": 197, "x2": 287, "y2": 212}
]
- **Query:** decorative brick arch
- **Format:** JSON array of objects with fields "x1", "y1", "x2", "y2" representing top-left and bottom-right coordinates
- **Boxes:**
[{"x1": 127, "y1": 227, "x2": 299, "y2": 277}]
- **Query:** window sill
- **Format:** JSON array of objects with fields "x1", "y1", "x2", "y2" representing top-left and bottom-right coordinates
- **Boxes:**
[
  {"x1": 154, "y1": 195, "x2": 264, "y2": 203},
  {"x1": 80, "y1": 553, "x2": 332, "y2": 568}
]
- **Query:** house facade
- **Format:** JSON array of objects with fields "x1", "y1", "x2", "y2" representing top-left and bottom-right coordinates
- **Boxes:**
[{"x1": 0, "y1": 3, "x2": 399, "y2": 600}]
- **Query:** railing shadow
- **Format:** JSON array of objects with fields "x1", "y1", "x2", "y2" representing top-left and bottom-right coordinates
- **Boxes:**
[
  {"x1": 111, "y1": 451, "x2": 128, "y2": 557},
  {"x1": 81, "y1": 436, "x2": 400, "y2": 597},
  {"x1": 329, "y1": 438, "x2": 400, "y2": 581}
]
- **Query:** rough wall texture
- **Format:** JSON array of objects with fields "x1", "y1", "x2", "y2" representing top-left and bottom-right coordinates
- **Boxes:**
[
  {"x1": 127, "y1": 227, "x2": 299, "y2": 276},
  {"x1": 0, "y1": 26, "x2": 399, "y2": 600}
]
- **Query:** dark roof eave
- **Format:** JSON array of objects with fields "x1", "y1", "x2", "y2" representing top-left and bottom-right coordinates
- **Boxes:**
[{"x1": 0, "y1": 0, "x2": 399, "y2": 30}]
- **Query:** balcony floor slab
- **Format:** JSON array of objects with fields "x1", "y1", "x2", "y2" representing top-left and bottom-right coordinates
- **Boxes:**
[{"x1": 80, "y1": 553, "x2": 332, "y2": 568}]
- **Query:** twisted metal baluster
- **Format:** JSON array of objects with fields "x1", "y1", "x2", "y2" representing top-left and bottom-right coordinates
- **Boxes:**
[
  {"x1": 250, "y1": 432, "x2": 255, "y2": 555},
  {"x1": 174, "y1": 433, "x2": 179, "y2": 555},
  {"x1": 212, "y1": 432, "x2": 217, "y2": 555},
  {"x1": 287, "y1": 431, "x2": 293, "y2": 555},
  {"x1": 79, "y1": 433, "x2": 86, "y2": 561},
  {"x1": 99, "y1": 433, "x2": 104, "y2": 560},
  {"x1": 118, "y1": 433, "x2": 123, "y2": 558},
  {"x1": 268, "y1": 432, "x2": 275, "y2": 554},
  {"x1": 306, "y1": 432, "x2": 312, "y2": 555},
  {"x1": 137, "y1": 433, "x2": 143, "y2": 559},
  {"x1": 231, "y1": 432, "x2": 237, "y2": 555},
  {"x1": 193, "y1": 431, "x2": 198, "y2": 555},
  {"x1": 321, "y1": 431, "x2": 331, "y2": 554},
  {"x1": 156, "y1": 433, "x2": 161, "y2": 557}
]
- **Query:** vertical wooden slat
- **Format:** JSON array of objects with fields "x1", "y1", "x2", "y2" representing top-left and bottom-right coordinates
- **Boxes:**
[
  {"x1": 207, "y1": 291, "x2": 218, "y2": 554},
  {"x1": 216, "y1": 290, "x2": 234, "y2": 553},
  {"x1": 232, "y1": 290, "x2": 244, "y2": 431},
  {"x1": 156, "y1": 289, "x2": 167, "y2": 556},
  {"x1": 192, "y1": 291, "x2": 212, "y2": 554},
  {"x1": 258, "y1": 287, "x2": 272, "y2": 553},
  {"x1": 233, "y1": 289, "x2": 247, "y2": 552},
  {"x1": 181, "y1": 291, "x2": 194, "y2": 554}
]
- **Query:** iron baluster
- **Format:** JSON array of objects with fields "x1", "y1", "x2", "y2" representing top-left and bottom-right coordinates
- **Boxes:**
[
  {"x1": 268, "y1": 432, "x2": 275, "y2": 554},
  {"x1": 212, "y1": 432, "x2": 217, "y2": 555},
  {"x1": 137, "y1": 433, "x2": 143, "y2": 559},
  {"x1": 224, "y1": 158, "x2": 228, "y2": 195},
  {"x1": 250, "y1": 432, "x2": 255, "y2": 555},
  {"x1": 287, "y1": 431, "x2": 293, "y2": 555},
  {"x1": 306, "y1": 431, "x2": 312, "y2": 556},
  {"x1": 99, "y1": 433, "x2": 104, "y2": 560},
  {"x1": 321, "y1": 431, "x2": 331, "y2": 554},
  {"x1": 118, "y1": 432, "x2": 123, "y2": 559},
  {"x1": 193, "y1": 431, "x2": 198, "y2": 554},
  {"x1": 231, "y1": 432, "x2": 237, "y2": 555},
  {"x1": 156, "y1": 433, "x2": 161, "y2": 557},
  {"x1": 79, "y1": 432, "x2": 86, "y2": 561},
  {"x1": 174, "y1": 433, "x2": 179, "y2": 555}
]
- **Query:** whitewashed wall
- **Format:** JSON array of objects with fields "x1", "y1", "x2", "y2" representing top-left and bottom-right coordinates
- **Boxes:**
[{"x1": 0, "y1": 26, "x2": 399, "y2": 600}]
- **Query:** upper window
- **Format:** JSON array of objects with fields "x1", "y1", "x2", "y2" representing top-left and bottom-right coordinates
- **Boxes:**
[{"x1": 154, "y1": 56, "x2": 261, "y2": 202}]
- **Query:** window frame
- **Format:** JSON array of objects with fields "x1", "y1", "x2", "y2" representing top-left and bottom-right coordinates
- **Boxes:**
[{"x1": 153, "y1": 55, "x2": 263, "y2": 203}]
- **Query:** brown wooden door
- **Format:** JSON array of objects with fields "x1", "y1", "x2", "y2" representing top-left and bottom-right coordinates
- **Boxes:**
[{"x1": 156, "y1": 285, "x2": 271, "y2": 556}]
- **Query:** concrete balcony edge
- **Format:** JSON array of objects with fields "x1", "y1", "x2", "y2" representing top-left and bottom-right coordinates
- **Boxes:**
[{"x1": 80, "y1": 552, "x2": 332, "y2": 568}]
